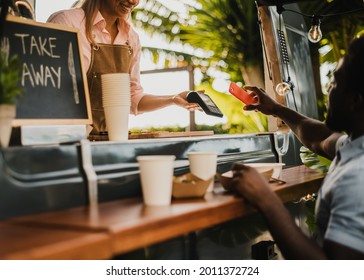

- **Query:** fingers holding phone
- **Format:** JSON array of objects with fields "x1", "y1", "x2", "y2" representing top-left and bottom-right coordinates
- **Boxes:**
[
  {"x1": 243, "y1": 85, "x2": 282, "y2": 115},
  {"x1": 228, "y1": 82, "x2": 258, "y2": 105}
]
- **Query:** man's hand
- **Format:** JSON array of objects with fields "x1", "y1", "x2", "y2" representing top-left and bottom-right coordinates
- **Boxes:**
[
  {"x1": 230, "y1": 162, "x2": 276, "y2": 209},
  {"x1": 243, "y1": 86, "x2": 283, "y2": 116}
]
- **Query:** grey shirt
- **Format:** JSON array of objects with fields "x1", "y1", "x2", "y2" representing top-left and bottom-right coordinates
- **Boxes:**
[{"x1": 315, "y1": 134, "x2": 364, "y2": 253}]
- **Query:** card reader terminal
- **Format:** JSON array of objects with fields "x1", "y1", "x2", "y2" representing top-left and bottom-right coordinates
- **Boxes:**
[{"x1": 186, "y1": 91, "x2": 223, "y2": 118}]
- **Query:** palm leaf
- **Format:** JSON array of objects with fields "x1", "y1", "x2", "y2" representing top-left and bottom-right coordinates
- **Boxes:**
[{"x1": 299, "y1": 146, "x2": 331, "y2": 174}]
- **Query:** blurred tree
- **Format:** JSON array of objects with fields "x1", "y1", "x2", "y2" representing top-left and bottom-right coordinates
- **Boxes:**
[
  {"x1": 131, "y1": 0, "x2": 363, "y2": 132},
  {"x1": 132, "y1": 0, "x2": 264, "y2": 87},
  {"x1": 132, "y1": 0, "x2": 266, "y2": 133}
]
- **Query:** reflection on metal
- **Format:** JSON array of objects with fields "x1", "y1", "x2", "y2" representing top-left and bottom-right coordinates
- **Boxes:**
[{"x1": 80, "y1": 139, "x2": 98, "y2": 207}]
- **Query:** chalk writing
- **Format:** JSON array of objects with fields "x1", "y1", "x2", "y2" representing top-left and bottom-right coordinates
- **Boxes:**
[
  {"x1": 21, "y1": 63, "x2": 61, "y2": 89},
  {"x1": 15, "y1": 34, "x2": 60, "y2": 58},
  {"x1": 5, "y1": 16, "x2": 91, "y2": 123}
]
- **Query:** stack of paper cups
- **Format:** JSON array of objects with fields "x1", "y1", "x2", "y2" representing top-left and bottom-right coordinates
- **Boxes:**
[{"x1": 101, "y1": 73, "x2": 131, "y2": 141}]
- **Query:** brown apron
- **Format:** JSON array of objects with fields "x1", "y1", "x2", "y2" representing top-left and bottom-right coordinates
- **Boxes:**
[{"x1": 87, "y1": 43, "x2": 132, "y2": 139}]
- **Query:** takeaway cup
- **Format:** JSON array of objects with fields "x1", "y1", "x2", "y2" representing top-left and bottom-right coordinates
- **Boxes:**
[
  {"x1": 103, "y1": 105, "x2": 129, "y2": 141},
  {"x1": 137, "y1": 155, "x2": 176, "y2": 206},
  {"x1": 101, "y1": 73, "x2": 131, "y2": 106},
  {"x1": 188, "y1": 151, "x2": 217, "y2": 192}
]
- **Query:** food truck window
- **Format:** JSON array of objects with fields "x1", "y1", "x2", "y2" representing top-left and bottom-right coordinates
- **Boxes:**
[
  {"x1": 131, "y1": 68, "x2": 226, "y2": 131},
  {"x1": 130, "y1": 69, "x2": 191, "y2": 130}
]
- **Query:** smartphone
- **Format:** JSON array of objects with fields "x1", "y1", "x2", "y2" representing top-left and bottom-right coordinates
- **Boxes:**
[
  {"x1": 228, "y1": 82, "x2": 256, "y2": 105},
  {"x1": 186, "y1": 91, "x2": 223, "y2": 118}
]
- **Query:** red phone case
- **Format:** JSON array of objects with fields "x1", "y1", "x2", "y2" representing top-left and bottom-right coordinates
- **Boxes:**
[{"x1": 228, "y1": 82, "x2": 256, "y2": 105}]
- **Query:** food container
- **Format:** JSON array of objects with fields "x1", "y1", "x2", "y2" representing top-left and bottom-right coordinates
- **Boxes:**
[
  {"x1": 245, "y1": 163, "x2": 284, "y2": 179},
  {"x1": 172, "y1": 173, "x2": 213, "y2": 199},
  {"x1": 217, "y1": 163, "x2": 285, "y2": 191}
]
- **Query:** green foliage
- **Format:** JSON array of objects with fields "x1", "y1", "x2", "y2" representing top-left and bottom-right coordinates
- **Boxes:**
[
  {"x1": 133, "y1": 0, "x2": 363, "y2": 136},
  {"x1": 304, "y1": 195, "x2": 317, "y2": 235},
  {"x1": 299, "y1": 146, "x2": 331, "y2": 174},
  {"x1": 132, "y1": 0, "x2": 263, "y2": 83},
  {"x1": 129, "y1": 82, "x2": 268, "y2": 135},
  {"x1": 0, "y1": 52, "x2": 23, "y2": 104},
  {"x1": 195, "y1": 84, "x2": 267, "y2": 133}
]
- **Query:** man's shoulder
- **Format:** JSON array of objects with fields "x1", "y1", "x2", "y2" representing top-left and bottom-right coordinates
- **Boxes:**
[{"x1": 335, "y1": 134, "x2": 349, "y2": 151}]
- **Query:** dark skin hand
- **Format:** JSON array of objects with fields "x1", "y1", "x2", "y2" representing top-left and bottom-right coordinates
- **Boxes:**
[
  {"x1": 230, "y1": 162, "x2": 364, "y2": 259},
  {"x1": 242, "y1": 85, "x2": 341, "y2": 160}
]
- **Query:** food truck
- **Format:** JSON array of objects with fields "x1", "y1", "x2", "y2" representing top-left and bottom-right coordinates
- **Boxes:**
[{"x1": 0, "y1": 0, "x2": 324, "y2": 260}]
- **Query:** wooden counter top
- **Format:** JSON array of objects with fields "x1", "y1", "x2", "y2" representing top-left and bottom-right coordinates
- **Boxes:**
[
  {"x1": 0, "y1": 223, "x2": 112, "y2": 260},
  {"x1": 5, "y1": 165, "x2": 324, "y2": 257}
]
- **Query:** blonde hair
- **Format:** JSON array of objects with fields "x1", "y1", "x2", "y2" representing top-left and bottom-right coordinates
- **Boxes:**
[
  {"x1": 81, "y1": 0, "x2": 102, "y2": 45},
  {"x1": 71, "y1": 1, "x2": 84, "y2": 8}
]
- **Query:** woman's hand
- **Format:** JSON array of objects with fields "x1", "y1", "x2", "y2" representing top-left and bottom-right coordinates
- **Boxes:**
[{"x1": 172, "y1": 90, "x2": 204, "y2": 111}]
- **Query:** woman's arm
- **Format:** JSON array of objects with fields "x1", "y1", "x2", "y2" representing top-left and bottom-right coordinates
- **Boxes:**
[{"x1": 137, "y1": 91, "x2": 201, "y2": 113}]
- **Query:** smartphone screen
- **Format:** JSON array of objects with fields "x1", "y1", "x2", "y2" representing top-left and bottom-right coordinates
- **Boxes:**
[{"x1": 228, "y1": 82, "x2": 256, "y2": 105}]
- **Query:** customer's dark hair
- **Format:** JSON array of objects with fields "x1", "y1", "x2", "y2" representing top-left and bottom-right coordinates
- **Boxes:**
[{"x1": 343, "y1": 36, "x2": 364, "y2": 96}]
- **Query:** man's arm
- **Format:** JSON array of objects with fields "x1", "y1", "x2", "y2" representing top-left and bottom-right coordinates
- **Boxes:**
[
  {"x1": 244, "y1": 86, "x2": 342, "y2": 160},
  {"x1": 231, "y1": 163, "x2": 326, "y2": 259},
  {"x1": 231, "y1": 163, "x2": 364, "y2": 259}
]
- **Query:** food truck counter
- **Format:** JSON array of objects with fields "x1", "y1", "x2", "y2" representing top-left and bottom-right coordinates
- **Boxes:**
[{"x1": 1, "y1": 165, "x2": 324, "y2": 260}]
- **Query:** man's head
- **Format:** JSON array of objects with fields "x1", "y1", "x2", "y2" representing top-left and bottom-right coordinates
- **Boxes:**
[{"x1": 326, "y1": 36, "x2": 364, "y2": 137}]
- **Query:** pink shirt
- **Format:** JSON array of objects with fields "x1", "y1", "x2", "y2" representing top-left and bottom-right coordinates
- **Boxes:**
[{"x1": 47, "y1": 8, "x2": 144, "y2": 115}]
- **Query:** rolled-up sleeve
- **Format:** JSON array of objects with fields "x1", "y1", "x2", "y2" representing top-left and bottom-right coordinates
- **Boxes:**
[
  {"x1": 128, "y1": 29, "x2": 144, "y2": 115},
  {"x1": 47, "y1": 9, "x2": 91, "y2": 72}
]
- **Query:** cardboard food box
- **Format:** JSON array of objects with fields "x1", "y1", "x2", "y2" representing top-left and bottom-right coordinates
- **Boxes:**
[
  {"x1": 172, "y1": 173, "x2": 213, "y2": 199},
  {"x1": 216, "y1": 167, "x2": 274, "y2": 191}
]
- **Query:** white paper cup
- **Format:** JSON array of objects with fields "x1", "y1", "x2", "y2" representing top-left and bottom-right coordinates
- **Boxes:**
[
  {"x1": 103, "y1": 105, "x2": 129, "y2": 141},
  {"x1": 188, "y1": 151, "x2": 217, "y2": 192},
  {"x1": 102, "y1": 99, "x2": 131, "y2": 107},
  {"x1": 101, "y1": 73, "x2": 131, "y2": 106},
  {"x1": 137, "y1": 155, "x2": 176, "y2": 206}
]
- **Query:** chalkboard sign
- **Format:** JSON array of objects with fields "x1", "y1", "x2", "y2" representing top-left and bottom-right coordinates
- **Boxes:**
[{"x1": 3, "y1": 16, "x2": 92, "y2": 125}]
